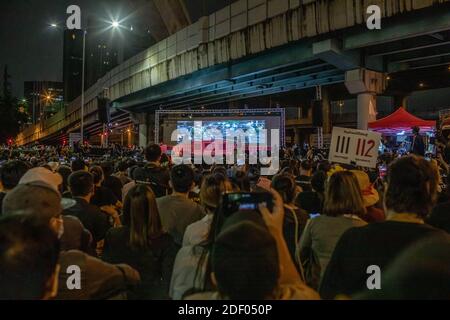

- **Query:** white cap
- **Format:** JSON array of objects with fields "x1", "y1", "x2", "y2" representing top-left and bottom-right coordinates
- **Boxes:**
[{"x1": 19, "y1": 167, "x2": 63, "y2": 194}]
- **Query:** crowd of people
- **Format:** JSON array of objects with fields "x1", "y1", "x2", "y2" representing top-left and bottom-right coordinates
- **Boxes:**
[{"x1": 1, "y1": 140, "x2": 450, "y2": 300}]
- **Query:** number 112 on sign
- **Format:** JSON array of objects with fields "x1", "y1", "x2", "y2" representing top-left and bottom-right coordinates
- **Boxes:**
[{"x1": 329, "y1": 127, "x2": 381, "y2": 169}]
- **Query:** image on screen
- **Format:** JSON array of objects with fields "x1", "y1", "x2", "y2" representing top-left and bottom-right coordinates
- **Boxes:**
[{"x1": 176, "y1": 120, "x2": 266, "y2": 142}]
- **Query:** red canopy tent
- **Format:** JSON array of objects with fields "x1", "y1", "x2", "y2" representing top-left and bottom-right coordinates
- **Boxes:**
[{"x1": 369, "y1": 107, "x2": 436, "y2": 135}]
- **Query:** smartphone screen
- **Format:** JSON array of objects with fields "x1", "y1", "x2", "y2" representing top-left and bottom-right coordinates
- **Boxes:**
[{"x1": 221, "y1": 192, "x2": 273, "y2": 217}]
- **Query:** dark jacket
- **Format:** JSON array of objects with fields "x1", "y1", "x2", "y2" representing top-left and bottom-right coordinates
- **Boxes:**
[
  {"x1": 57, "y1": 250, "x2": 140, "y2": 300},
  {"x1": 427, "y1": 201, "x2": 450, "y2": 234},
  {"x1": 411, "y1": 134, "x2": 425, "y2": 156},
  {"x1": 143, "y1": 163, "x2": 171, "y2": 198},
  {"x1": 61, "y1": 215, "x2": 93, "y2": 254},
  {"x1": 0, "y1": 192, "x2": 6, "y2": 216},
  {"x1": 63, "y1": 197, "x2": 111, "y2": 244},
  {"x1": 319, "y1": 221, "x2": 445, "y2": 299},
  {"x1": 102, "y1": 175, "x2": 123, "y2": 202},
  {"x1": 295, "y1": 175, "x2": 312, "y2": 192},
  {"x1": 102, "y1": 227, "x2": 178, "y2": 299}
]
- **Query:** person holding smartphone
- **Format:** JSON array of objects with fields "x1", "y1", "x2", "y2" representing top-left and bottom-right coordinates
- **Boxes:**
[{"x1": 185, "y1": 189, "x2": 319, "y2": 300}]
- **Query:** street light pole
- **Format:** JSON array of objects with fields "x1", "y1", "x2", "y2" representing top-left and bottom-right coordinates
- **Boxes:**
[
  {"x1": 50, "y1": 20, "x2": 121, "y2": 146},
  {"x1": 80, "y1": 29, "x2": 86, "y2": 145}
]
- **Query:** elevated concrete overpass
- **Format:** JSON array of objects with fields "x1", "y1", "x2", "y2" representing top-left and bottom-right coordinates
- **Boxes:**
[{"x1": 16, "y1": 0, "x2": 450, "y2": 146}]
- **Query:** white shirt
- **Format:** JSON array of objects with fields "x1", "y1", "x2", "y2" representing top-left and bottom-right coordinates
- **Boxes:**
[{"x1": 182, "y1": 214, "x2": 214, "y2": 247}]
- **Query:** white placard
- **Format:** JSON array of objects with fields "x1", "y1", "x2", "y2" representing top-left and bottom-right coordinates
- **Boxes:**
[{"x1": 329, "y1": 127, "x2": 381, "y2": 168}]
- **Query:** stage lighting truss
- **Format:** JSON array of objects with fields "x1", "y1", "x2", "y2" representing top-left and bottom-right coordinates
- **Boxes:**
[{"x1": 154, "y1": 108, "x2": 286, "y2": 146}]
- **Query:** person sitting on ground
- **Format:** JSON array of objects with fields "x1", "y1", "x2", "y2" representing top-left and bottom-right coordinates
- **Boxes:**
[
  {"x1": 57, "y1": 165, "x2": 72, "y2": 198},
  {"x1": 298, "y1": 171, "x2": 368, "y2": 290},
  {"x1": 89, "y1": 166, "x2": 121, "y2": 227},
  {"x1": 2, "y1": 182, "x2": 140, "y2": 300},
  {"x1": 188, "y1": 167, "x2": 203, "y2": 204},
  {"x1": 3, "y1": 176, "x2": 92, "y2": 253},
  {"x1": 71, "y1": 158, "x2": 87, "y2": 172},
  {"x1": 183, "y1": 174, "x2": 232, "y2": 247},
  {"x1": 101, "y1": 161, "x2": 123, "y2": 201},
  {"x1": 296, "y1": 160, "x2": 313, "y2": 192},
  {"x1": 354, "y1": 235, "x2": 450, "y2": 300},
  {"x1": 271, "y1": 173, "x2": 309, "y2": 264},
  {"x1": 143, "y1": 144, "x2": 170, "y2": 198},
  {"x1": 0, "y1": 160, "x2": 29, "y2": 215},
  {"x1": 0, "y1": 214, "x2": 60, "y2": 300},
  {"x1": 103, "y1": 184, "x2": 178, "y2": 299},
  {"x1": 296, "y1": 170, "x2": 327, "y2": 216},
  {"x1": 64, "y1": 171, "x2": 112, "y2": 247},
  {"x1": 169, "y1": 174, "x2": 232, "y2": 300},
  {"x1": 427, "y1": 160, "x2": 450, "y2": 234},
  {"x1": 229, "y1": 169, "x2": 251, "y2": 192},
  {"x1": 320, "y1": 156, "x2": 447, "y2": 299},
  {"x1": 122, "y1": 165, "x2": 146, "y2": 202},
  {"x1": 185, "y1": 189, "x2": 320, "y2": 300},
  {"x1": 113, "y1": 161, "x2": 131, "y2": 186},
  {"x1": 317, "y1": 161, "x2": 332, "y2": 174},
  {"x1": 427, "y1": 200, "x2": 450, "y2": 234},
  {"x1": 156, "y1": 164, "x2": 205, "y2": 246},
  {"x1": 9, "y1": 167, "x2": 93, "y2": 254}
]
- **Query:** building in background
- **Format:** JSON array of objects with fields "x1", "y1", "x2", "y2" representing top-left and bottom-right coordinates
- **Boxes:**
[
  {"x1": 23, "y1": 81, "x2": 63, "y2": 124},
  {"x1": 63, "y1": 29, "x2": 83, "y2": 104},
  {"x1": 85, "y1": 15, "x2": 156, "y2": 89}
]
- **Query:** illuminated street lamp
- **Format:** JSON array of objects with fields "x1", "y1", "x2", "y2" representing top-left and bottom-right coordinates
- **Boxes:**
[{"x1": 49, "y1": 18, "x2": 125, "y2": 145}]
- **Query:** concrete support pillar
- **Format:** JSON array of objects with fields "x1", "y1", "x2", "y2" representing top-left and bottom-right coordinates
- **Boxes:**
[
  {"x1": 138, "y1": 124, "x2": 148, "y2": 148},
  {"x1": 148, "y1": 113, "x2": 156, "y2": 144},
  {"x1": 357, "y1": 93, "x2": 377, "y2": 130},
  {"x1": 130, "y1": 112, "x2": 149, "y2": 148},
  {"x1": 322, "y1": 88, "x2": 332, "y2": 134},
  {"x1": 294, "y1": 128, "x2": 301, "y2": 145},
  {"x1": 345, "y1": 68, "x2": 386, "y2": 130},
  {"x1": 127, "y1": 129, "x2": 132, "y2": 147}
]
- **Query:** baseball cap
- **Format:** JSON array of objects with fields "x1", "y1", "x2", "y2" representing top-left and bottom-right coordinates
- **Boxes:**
[
  {"x1": 19, "y1": 167, "x2": 63, "y2": 193},
  {"x1": 18, "y1": 167, "x2": 75, "y2": 210}
]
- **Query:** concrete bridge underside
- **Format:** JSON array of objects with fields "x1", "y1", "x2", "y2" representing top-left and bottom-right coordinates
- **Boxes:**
[{"x1": 16, "y1": 0, "x2": 450, "y2": 146}]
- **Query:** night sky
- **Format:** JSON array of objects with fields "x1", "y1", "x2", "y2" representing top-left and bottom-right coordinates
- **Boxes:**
[{"x1": 0, "y1": 0, "x2": 230, "y2": 98}]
